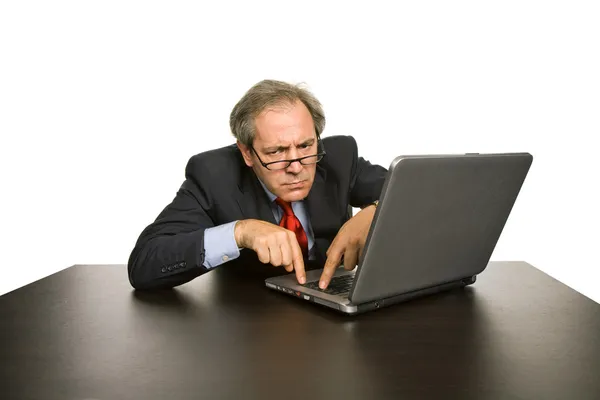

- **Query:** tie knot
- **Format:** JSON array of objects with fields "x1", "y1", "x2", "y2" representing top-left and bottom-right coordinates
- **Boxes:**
[{"x1": 275, "y1": 197, "x2": 294, "y2": 216}]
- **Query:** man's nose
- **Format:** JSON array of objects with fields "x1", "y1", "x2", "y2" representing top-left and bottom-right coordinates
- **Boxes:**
[{"x1": 286, "y1": 159, "x2": 303, "y2": 174}]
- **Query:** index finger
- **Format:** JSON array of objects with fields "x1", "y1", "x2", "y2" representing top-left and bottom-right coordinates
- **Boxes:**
[
  {"x1": 290, "y1": 237, "x2": 306, "y2": 285},
  {"x1": 320, "y1": 241, "x2": 344, "y2": 289}
]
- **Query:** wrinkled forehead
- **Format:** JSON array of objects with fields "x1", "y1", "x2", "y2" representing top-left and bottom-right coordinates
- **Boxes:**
[{"x1": 253, "y1": 100, "x2": 316, "y2": 146}]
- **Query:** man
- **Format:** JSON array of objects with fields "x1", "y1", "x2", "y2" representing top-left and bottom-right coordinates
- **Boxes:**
[{"x1": 128, "y1": 79, "x2": 387, "y2": 291}]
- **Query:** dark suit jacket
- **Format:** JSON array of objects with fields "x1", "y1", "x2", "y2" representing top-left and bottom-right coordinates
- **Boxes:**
[{"x1": 128, "y1": 135, "x2": 387, "y2": 290}]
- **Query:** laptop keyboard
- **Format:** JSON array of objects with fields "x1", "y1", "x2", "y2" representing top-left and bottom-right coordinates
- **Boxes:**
[{"x1": 304, "y1": 275, "x2": 354, "y2": 296}]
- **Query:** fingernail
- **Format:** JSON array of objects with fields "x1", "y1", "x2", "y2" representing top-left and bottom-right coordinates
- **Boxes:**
[
  {"x1": 299, "y1": 276, "x2": 306, "y2": 284},
  {"x1": 319, "y1": 280, "x2": 326, "y2": 289}
]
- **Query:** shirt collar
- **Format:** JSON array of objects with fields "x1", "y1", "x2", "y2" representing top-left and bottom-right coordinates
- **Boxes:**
[{"x1": 257, "y1": 177, "x2": 278, "y2": 203}]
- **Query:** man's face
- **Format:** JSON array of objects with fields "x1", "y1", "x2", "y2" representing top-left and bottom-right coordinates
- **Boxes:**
[{"x1": 238, "y1": 100, "x2": 319, "y2": 203}]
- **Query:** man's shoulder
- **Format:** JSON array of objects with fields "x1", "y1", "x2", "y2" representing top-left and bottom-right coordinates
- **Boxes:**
[
  {"x1": 187, "y1": 142, "x2": 242, "y2": 163},
  {"x1": 184, "y1": 143, "x2": 245, "y2": 182},
  {"x1": 321, "y1": 134, "x2": 357, "y2": 151},
  {"x1": 319, "y1": 135, "x2": 359, "y2": 168}
]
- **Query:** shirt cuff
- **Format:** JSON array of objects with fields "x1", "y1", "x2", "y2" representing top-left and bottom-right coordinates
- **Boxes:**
[{"x1": 203, "y1": 221, "x2": 241, "y2": 269}]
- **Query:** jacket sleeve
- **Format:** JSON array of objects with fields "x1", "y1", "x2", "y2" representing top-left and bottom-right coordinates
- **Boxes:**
[
  {"x1": 347, "y1": 136, "x2": 388, "y2": 208},
  {"x1": 127, "y1": 164, "x2": 218, "y2": 290}
]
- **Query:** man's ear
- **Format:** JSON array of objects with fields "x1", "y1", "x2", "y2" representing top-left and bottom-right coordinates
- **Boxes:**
[{"x1": 236, "y1": 141, "x2": 254, "y2": 167}]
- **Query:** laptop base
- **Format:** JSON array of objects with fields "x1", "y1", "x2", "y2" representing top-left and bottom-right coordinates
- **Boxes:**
[{"x1": 265, "y1": 269, "x2": 476, "y2": 315}]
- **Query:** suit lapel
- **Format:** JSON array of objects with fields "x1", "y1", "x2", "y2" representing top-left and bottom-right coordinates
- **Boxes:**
[
  {"x1": 305, "y1": 165, "x2": 341, "y2": 240},
  {"x1": 235, "y1": 166, "x2": 277, "y2": 224}
]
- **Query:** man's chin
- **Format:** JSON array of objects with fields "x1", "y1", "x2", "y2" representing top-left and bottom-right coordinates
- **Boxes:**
[{"x1": 280, "y1": 184, "x2": 311, "y2": 202}]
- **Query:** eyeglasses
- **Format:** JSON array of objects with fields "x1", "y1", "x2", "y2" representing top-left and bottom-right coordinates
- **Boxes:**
[{"x1": 251, "y1": 140, "x2": 326, "y2": 171}]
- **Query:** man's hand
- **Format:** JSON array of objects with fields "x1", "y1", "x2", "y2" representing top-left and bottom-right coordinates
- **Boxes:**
[
  {"x1": 235, "y1": 219, "x2": 306, "y2": 284},
  {"x1": 319, "y1": 205, "x2": 377, "y2": 289}
]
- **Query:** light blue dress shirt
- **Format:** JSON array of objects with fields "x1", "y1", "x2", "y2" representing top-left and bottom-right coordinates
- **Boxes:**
[{"x1": 203, "y1": 179, "x2": 315, "y2": 268}]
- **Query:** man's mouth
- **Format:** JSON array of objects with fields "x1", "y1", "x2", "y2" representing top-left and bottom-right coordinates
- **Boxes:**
[{"x1": 285, "y1": 180, "x2": 305, "y2": 186}]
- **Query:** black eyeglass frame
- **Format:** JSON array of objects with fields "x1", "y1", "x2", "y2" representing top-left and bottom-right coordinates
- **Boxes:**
[{"x1": 250, "y1": 137, "x2": 327, "y2": 171}]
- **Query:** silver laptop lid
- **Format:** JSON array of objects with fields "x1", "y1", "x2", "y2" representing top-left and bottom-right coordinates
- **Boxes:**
[{"x1": 349, "y1": 152, "x2": 533, "y2": 304}]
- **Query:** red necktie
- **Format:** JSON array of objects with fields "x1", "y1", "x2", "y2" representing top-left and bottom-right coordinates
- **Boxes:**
[{"x1": 275, "y1": 197, "x2": 309, "y2": 257}]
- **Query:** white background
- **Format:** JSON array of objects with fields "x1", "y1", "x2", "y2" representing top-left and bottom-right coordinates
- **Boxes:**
[{"x1": 1, "y1": 1, "x2": 598, "y2": 302}]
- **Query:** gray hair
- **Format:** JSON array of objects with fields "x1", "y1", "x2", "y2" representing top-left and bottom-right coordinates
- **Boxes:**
[{"x1": 229, "y1": 79, "x2": 326, "y2": 146}]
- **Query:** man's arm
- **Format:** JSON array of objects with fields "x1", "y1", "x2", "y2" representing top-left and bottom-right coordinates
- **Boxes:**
[
  {"x1": 127, "y1": 184, "x2": 305, "y2": 290},
  {"x1": 319, "y1": 136, "x2": 387, "y2": 288},
  {"x1": 348, "y1": 145, "x2": 387, "y2": 208},
  {"x1": 127, "y1": 178, "x2": 218, "y2": 290}
]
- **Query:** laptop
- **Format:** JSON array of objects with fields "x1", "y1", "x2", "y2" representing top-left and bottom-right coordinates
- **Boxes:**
[{"x1": 265, "y1": 152, "x2": 533, "y2": 314}]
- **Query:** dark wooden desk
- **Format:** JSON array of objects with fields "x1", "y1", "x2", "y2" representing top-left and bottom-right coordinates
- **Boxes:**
[{"x1": 1, "y1": 261, "x2": 599, "y2": 400}]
